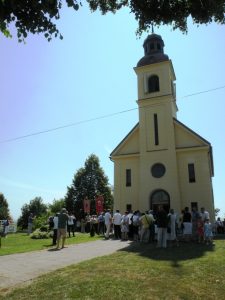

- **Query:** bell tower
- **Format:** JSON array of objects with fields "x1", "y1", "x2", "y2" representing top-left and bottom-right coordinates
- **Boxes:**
[
  {"x1": 134, "y1": 33, "x2": 177, "y2": 153},
  {"x1": 134, "y1": 34, "x2": 181, "y2": 212}
]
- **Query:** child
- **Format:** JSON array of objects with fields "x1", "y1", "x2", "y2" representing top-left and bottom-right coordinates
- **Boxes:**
[
  {"x1": 197, "y1": 216, "x2": 204, "y2": 243},
  {"x1": 204, "y1": 218, "x2": 213, "y2": 245}
]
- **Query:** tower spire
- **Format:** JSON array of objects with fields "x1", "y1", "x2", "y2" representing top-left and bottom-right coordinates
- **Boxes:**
[{"x1": 136, "y1": 33, "x2": 169, "y2": 67}]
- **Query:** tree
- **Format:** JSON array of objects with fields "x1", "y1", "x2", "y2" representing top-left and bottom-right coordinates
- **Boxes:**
[
  {"x1": 0, "y1": 193, "x2": 10, "y2": 220},
  {"x1": 89, "y1": 0, "x2": 225, "y2": 35},
  {"x1": 0, "y1": 1, "x2": 224, "y2": 42},
  {"x1": 48, "y1": 198, "x2": 65, "y2": 214},
  {"x1": 65, "y1": 154, "x2": 113, "y2": 216},
  {"x1": 215, "y1": 208, "x2": 220, "y2": 217},
  {"x1": 17, "y1": 197, "x2": 48, "y2": 229},
  {"x1": 0, "y1": 0, "x2": 79, "y2": 42}
]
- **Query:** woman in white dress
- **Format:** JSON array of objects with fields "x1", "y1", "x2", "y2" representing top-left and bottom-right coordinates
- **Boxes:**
[{"x1": 167, "y1": 209, "x2": 179, "y2": 246}]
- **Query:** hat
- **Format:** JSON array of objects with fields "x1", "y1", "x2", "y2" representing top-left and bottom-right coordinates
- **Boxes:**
[{"x1": 61, "y1": 208, "x2": 67, "y2": 212}]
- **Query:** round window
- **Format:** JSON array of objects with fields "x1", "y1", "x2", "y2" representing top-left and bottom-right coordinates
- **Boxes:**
[{"x1": 151, "y1": 163, "x2": 166, "y2": 178}]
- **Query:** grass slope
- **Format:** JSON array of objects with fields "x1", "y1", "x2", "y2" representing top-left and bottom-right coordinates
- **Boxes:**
[
  {"x1": 1, "y1": 239, "x2": 225, "y2": 299},
  {"x1": 0, "y1": 233, "x2": 101, "y2": 256}
]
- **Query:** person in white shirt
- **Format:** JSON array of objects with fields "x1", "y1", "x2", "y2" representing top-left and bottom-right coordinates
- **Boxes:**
[
  {"x1": 200, "y1": 207, "x2": 210, "y2": 222},
  {"x1": 113, "y1": 210, "x2": 122, "y2": 239},
  {"x1": 67, "y1": 213, "x2": 76, "y2": 237},
  {"x1": 104, "y1": 209, "x2": 112, "y2": 239},
  {"x1": 128, "y1": 211, "x2": 134, "y2": 239},
  {"x1": 52, "y1": 213, "x2": 59, "y2": 246}
]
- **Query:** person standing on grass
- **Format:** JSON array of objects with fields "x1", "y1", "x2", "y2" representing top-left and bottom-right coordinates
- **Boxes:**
[
  {"x1": 191, "y1": 206, "x2": 200, "y2": 241},
  {"x1": 121, "y1": 211, "x2": 129, "y2": 241},
  {"x1": 204, "y1": 218, "x2": 214, "y2": 245},
  {"x1": 127, "y1": 210, "x2": 134, "y2": 240},
  {"x1": 67, "y1": 212, "x2": 76, "y2": 237},
  {"x1": 140, "y1": 211, "x2": 154, "y2": 243},
  {"x1": 98, "y1": 212, "x2": 105, "y2": 235},
  {"x1": 104, "y1": 209, "x2": 112, "y2": 239},
  {"x1": 156, "y1": 206, "x2": 168, "y2": 248},
  {"x1": 3, "y1": 219, "x2": 9, "y2": 237},
  {"x1": 52, "y1": 212, "x2": 59, "y2": 246},
  {"x1": 148, "y1": 210, "x2": 156, "y2": 243},
  {"x1": 27, "y1": 213, "x2": 35, "y2": 235},
  {"x1": 182, "y1": 207, "x2": 192, "y2": 242},
  {"x1": 200, "y1": 207, "x2": 210, "y2": 223},
  {"x1": 132, "y1": 210, "x2": 141, "y2": 242},
  {"x1": 197, "y1": 215, "x2": 204, "y2": 244},
  {"x1": 167, "y1": 209, "x2": 179, "y2": 246},
  {"x1": 56, "y1": 208, "x2": 69, "y2": 249},
  {"x1": 113, "y1": 210, "x2": 122, "y2": 239}
]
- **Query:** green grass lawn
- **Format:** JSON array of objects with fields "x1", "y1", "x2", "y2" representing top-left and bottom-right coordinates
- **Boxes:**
[
  {"x1": 0, "y1": 238, "x2": 225, "y2": 299},
  {"x1": 0, "y1": 232, "x2": 101, "y2": 256}
]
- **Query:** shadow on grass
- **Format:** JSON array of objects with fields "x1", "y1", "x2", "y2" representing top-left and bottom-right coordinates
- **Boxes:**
[
  {"x1": 213, "y1": 234, "x2": 225, "y2": 240},
  {"x1": 119, "y1": 240, "x2": 215, "y2": 268}
]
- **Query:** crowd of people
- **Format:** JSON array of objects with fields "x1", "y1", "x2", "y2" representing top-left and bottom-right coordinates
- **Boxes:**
[
  {"x1": 41, "y1": 206, "x2": 224, "y2": 249},
  {"x1": 72, "y1": 206, "x2": 218, "y2": 248}
]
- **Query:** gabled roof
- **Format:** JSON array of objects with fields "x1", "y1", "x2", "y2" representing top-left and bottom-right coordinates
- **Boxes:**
[
  {"x1": 110, "y1": 117, "x2": 214, "y2": 176},
  {"x1": 110, "y1": 123, "x2": 139, "y2": 157},
  {"x1": 174, "y1": 118, "x2": 214, "y2": 176},
  {"x1": 174, "y1": 118, "x2": 211, "y2": 147}
]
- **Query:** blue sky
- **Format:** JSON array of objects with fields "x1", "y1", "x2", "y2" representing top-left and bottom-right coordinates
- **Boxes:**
[{"x1": 0, "y1": 4, "x2": 224, "y2": 220}]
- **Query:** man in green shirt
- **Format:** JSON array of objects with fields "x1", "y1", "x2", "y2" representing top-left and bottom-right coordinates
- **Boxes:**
[{"x1": 56, "y1": 208, "x2": 69, "y2": 249}]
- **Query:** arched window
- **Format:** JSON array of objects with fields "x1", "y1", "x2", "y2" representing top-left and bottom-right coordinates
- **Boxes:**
[{"x1": 148, "y1": 75, "x2": 159, "y2": 93}]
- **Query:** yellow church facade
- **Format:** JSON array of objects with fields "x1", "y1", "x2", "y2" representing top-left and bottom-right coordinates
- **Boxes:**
[{"x1": 110, "y1": 34, "x2": 214, "y2": 219}]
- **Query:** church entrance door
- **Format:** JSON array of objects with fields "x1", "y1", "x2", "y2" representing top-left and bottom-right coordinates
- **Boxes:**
[{"x1": 150, "y1": 190, "x2": 170, "y2": 213}]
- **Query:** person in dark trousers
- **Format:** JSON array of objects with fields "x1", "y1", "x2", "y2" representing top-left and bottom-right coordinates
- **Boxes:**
[
  {"x1": 98, "y1": 213, "x2": 105, "y2": 235},
  {"x1": 156, "y1": 206, "x2": 168, "y2": 248},
  {"x1": 113, "y1": 210, "x2": 122, "y2": 239},
  {"x1": 67, "y1": 212, "x2": 75, "y2": 237}
]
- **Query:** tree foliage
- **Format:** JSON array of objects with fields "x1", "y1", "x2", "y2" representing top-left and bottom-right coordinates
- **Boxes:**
[
  {"x1": 215, "y1": 208, "x2": 220, "y2": 217},
  {"x1": 17, "y1": 196, "x2": 48, "y2": 229},
  {"x1": 65, "y1": 154, "x2": 113, "y2": 216},
  {"x1": 48, "y1": 198, "x2": 65, "y2": 214},
  {"x1": 0, "y1": 0, "x2": 80, "y2": 42},
  {"x1": 0, "y1": 1, "x2": 224, "y2": 41},
  {"x1": 0, "y1": 193, "x2": 10, "y2": 219}
]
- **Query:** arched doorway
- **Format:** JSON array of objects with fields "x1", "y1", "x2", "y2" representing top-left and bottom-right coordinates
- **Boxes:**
[{"x1": 150, "y1": 189, "x2": 170, "y2": 213}]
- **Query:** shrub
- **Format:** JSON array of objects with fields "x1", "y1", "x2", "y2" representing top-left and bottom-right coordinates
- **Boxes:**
[
  {"x1": 39, "y1": 225, "x2": 49, "y2": 232},
  {"x1": 33, "y1": 215, "x2": 49, "y2": 230},
  {"x1": 30, "y1": 229, "x2": 50, "y2": 239}
]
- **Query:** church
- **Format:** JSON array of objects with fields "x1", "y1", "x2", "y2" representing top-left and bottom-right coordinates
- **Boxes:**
[{"x1": 110, "y1": 33, "x2": 215, "y2": 219}]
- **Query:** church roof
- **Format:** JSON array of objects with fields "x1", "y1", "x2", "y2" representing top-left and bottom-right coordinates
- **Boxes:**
[
  {"x1": 110, "y1": 118, "x2": 214, "y2": 176},
  {"x1": 110, "y1": 123, "x2": 139, "y2": 157},
  {"x1": 137, "y1": 33, "x2": 169, "y2": 67},
  {"x1": 174, "y1": 118, "x2": 214, "y2": 176}
]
